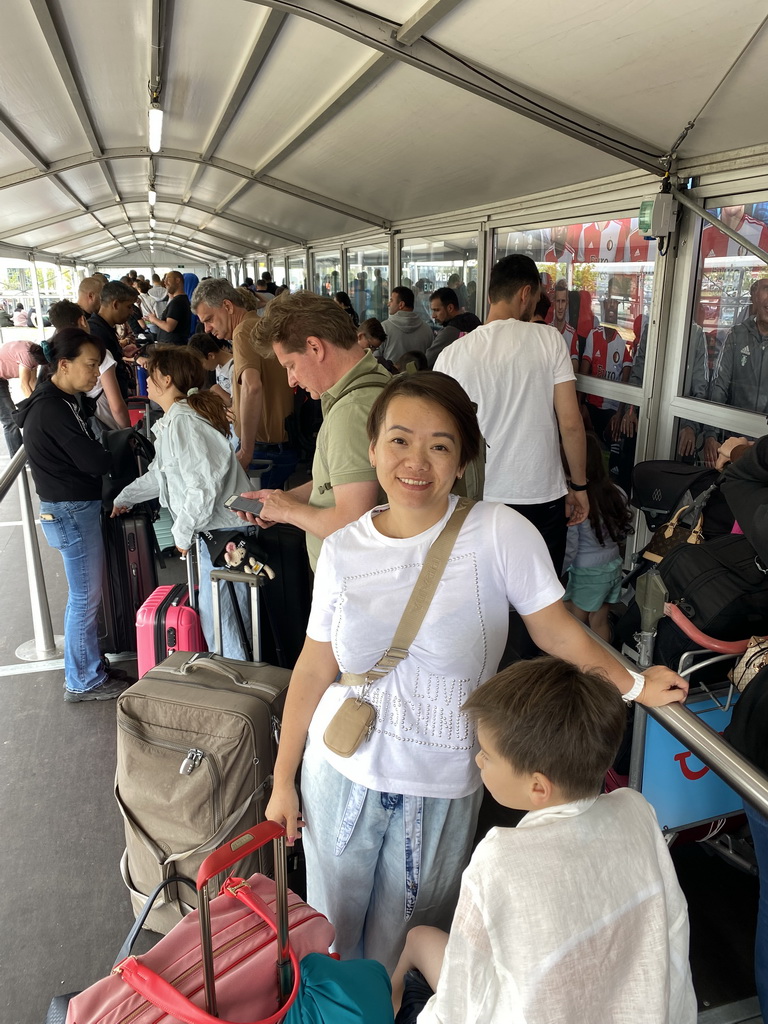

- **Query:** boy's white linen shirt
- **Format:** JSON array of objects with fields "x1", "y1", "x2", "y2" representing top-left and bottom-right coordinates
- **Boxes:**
[
  {"x1": 306, "y1": 496, "x2": 563, "y2": 799},
  {"x1": 418, "y1": 789, "x2": 697, "y2": 1024},
  {"x1": 113, "y1": 400, "x2": 250, "y2": 550}
]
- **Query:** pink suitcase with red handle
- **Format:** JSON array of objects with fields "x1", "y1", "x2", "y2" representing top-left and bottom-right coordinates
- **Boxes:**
[
  {"x1": 66, "y1": 822, "x2": 335, "y2": 1024},
  {"x1": 136, "y1": 555, "x2": 207, "y2": 678}
]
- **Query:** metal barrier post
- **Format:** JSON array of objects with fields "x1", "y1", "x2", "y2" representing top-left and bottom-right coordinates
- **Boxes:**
[{"x1": 14, "y1": 460, "x2": 64, "y2": 661}]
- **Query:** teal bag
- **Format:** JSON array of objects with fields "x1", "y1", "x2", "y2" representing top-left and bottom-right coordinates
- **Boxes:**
[{"x1": 284, "y1": 952, "x2": 394, "y2": 1024}]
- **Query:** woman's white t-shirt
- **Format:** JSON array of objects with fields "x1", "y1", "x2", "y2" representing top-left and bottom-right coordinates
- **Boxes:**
[{"x1": 306, "y1": 495, "x2": 564, "y2": 799}]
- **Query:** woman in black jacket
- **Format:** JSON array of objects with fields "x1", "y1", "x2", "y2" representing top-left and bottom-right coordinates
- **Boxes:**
[{"x1": 14, "y1": 328, "x2": 126, "y2": 702}]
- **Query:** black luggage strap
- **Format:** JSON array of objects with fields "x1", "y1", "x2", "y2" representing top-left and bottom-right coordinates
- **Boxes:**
[{"x1": 113, "y1": 875, "x2": 197, "y2": 967}]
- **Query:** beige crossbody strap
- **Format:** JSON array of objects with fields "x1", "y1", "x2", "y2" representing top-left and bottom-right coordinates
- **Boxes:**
[{"x1": 363, "y1": 498, "x2": 475, "y2": 682}]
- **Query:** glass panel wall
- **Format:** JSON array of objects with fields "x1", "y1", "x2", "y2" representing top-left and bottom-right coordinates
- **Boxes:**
[
  {"x1": 312, "y1": 250, "x2": 341, "y2": 298},
  {"x1": 346, "y1": 243, "x2": 389, "y2": 321},
  {"x1": 288, "y1": 253, "x2": 307, "y2": 292},
  {"x1": 677, "y1": 201, "x2": 768, "y2": 465},
  {"x1": 270, "y1": 258, "x2": 287, "y2": 288},
  {"x1": 0, "y1": 258, "x2": 81, "y2": 330},
  {"x1": 400, "y1": 233, "x2": 479, "y2": 319},
  {"x1": 493, "y1": 218, "x2": 657, "y2": 492}
]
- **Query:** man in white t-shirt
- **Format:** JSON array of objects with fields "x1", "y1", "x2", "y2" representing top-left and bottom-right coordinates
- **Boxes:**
[{"x1": 435, "y1": 254, "x2": 588, "y2": 576}]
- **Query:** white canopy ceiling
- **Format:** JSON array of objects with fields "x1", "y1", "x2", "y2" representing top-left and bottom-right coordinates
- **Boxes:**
[{"x1": 1, "y1": 0, "x2": 766, "y2": 265}]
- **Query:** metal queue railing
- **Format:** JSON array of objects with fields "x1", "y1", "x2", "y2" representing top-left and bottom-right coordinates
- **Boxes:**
[
  {"x1": 586, "y1": 623, "x2": 768, "y2": 821},
  {"x1": 0, "y1": 445, "x2": 63, "y2": 660}
]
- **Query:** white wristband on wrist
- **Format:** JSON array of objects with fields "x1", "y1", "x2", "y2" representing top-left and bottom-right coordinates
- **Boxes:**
[{"x1": 622, "y1": 670, "x2": 645, "y2": 703}]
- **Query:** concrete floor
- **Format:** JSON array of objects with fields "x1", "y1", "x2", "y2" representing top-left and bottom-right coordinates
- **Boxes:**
[{"x1": 0, "y1": 446, "x2": 762, "y2": 1024}]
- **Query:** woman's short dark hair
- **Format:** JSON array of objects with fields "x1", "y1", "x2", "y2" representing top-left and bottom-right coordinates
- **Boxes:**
[
  {"x1": 358, "y1": 317, "x2": 386, "y2": 346},
  {"x1": 366, "y1": 371, "x2": 481, "y2": 468},
  {"x1": 49, "y1": 327, "x2": 105, "y2": 368},
  {"x1": 334, "y1": 291, "x2": 353, "y2": 309}
]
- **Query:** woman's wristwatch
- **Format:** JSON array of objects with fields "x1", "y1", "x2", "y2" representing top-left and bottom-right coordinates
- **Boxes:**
[{"x1": 622, "y1": 670, "x2": 646, "y2": 703}]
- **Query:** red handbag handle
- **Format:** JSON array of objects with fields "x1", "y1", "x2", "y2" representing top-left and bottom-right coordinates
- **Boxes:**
[
  {"x1": 114, "y1": 877, "x2": 300, "y2": 1024},
  {"x1": 197, "y1": 819, "x2": 283, "y2": 890}
]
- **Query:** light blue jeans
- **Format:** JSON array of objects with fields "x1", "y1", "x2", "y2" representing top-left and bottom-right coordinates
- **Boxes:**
[
  {"x1": 300, "y1": 740, "x2": 484, "y2": 973},
  {"x1": 745, "y1": 802, "x2": 768, "y2": 1019},
  {"x1": 196, "y1": 539, "x2": 253, "y2": 660},
  {"x1": 39, "y1": 499, "x2": 107, "y2": 693}
]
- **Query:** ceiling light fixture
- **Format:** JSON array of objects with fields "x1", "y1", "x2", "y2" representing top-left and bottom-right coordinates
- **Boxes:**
[
  {"x1": 147, "y1": 80, "x2": 163, "y2": 154},
  {"x1": 148, "y1": 186, "x2": 157, "y2": 206},
  {"x1": 150, "y1": 217, "x2": 156, "y2": 229},
  {"x1": 148, "y1": 104, "x2": 163, "y2": 153}
]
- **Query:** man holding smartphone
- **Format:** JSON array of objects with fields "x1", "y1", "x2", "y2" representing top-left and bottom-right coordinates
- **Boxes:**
[{"x1": 239, "y1": 291, "x2": 389, "y2": 572}]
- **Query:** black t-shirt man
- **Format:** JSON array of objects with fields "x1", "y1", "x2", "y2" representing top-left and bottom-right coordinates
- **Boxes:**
[
  {"x1": 157, "y1": 293, "x2": 191, "y2": 346},
  {"x1": 88, "y1": 312, "x2": 132, "y2": 399}
]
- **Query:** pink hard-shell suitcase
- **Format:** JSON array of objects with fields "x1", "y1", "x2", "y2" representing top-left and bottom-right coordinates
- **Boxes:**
[
  {"x1": 136, "y1": 555, "x2": 207, "y2": 677},
  {"x1": 66, "y1": 822, "x2": 335, "y2": 1024}
]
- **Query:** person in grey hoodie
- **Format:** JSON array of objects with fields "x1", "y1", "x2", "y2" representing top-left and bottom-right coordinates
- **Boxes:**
[
  {"x1": 381, "y1": 286, "x2": 434, "y2": 364},
  {"x1": 426, "y1": 287, "x2": 482, "y2": 367}
]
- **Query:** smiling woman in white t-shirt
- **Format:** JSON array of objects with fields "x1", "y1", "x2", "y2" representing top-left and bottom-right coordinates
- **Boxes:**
[{"x1": 265, "y1": 372, "x2": 688, "y2": 972}]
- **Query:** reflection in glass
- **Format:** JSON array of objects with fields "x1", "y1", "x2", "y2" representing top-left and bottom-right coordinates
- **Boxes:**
[
  {"x1": 312, "y1": 251, "x2": 341, "y2": 299},
  {"x1": 288, "y1": 255, "x2": 306, "y2": 292},
  {"x1": 400, "y1": 234, "x2": 479, "y2": 317},
  {"x1": 346, "y1": 246, "x2": 389, "y2": 321},
  {"x1": 492, "y1": 218, "x2": 656, "y2": 489},
  {"x1": 683, "y1": 201, "x2": 768, "y2": 465}
]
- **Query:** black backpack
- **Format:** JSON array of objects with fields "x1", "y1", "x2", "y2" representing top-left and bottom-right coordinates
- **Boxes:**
[
  {"x1": 659, "y1": 533, "x2": 768, "y2": 640},
  {"x1": 100, "y1": 427, "x2": 156, "y2": 509},
  {"x1": 630, "y1": 459, "x2": 734, "y2": 537}
]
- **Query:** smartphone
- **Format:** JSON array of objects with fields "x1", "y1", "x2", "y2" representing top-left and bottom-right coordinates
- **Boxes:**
[{"x1": 225, "y1": 494, "x2": 264, "y2": 517}]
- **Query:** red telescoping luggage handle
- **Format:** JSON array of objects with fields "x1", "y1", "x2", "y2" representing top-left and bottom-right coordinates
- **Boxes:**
[{"x1": 114, "y1": 821, "x2": 299, "y2": 1024}]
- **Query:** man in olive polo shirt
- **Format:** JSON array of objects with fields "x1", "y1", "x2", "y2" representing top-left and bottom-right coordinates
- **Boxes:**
[
  {"x1": 192, "y1": 277, "x2": 294, "y2": 473},
  {"x1": 243, "y1": 291, "x2": 390, "y2": 570}
]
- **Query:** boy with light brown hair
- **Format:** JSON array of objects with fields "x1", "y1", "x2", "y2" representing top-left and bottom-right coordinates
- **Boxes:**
[{"x1": 392, "y1": 657, "x2": 696, "y2": 1024}]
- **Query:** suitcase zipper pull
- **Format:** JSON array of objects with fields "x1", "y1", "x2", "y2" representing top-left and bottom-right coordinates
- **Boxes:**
[{"x1": 179, "y1": 748, "x2": 204, "y2": 775}]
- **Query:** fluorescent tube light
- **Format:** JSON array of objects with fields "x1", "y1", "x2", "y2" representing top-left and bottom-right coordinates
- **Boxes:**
[{"x1": 148, "y1": 104, "x2": 163, "y2": 154}]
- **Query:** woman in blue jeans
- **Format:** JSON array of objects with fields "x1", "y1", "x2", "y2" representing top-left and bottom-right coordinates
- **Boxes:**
[{"x1": 14, "y1": 327, "x2": 128, "y2": 702}]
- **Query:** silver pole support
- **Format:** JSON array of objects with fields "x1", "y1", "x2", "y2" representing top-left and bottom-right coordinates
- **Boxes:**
[
  {"x1": 671, "y1": 187, "x2": 768, "y2": 266},
  {"x1": 15, "y1": 463, "x2": 64, "y2": 661}
]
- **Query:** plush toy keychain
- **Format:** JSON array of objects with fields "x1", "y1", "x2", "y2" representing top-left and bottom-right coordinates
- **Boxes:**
[{"x1": 221, "y1": 536, "x2": 276, "y2": 579}]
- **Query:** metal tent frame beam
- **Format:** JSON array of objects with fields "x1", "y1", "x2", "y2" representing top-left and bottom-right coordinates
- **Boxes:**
[
  {"x1": 5, "y1": 194, "x2": 306, "y2": 249},
  {"x1": 396, "y1": 0, "x2": 465, "y2": 46},
  {"x1": 245, "y1": 0, "x2": 666, "y2": 175},
  {"x1": 0, "y1": 149, "x2": 391, "y2": 229},
  {"x1": 29, "y1": 0, "x2": 120, "y2": 201},
  {"x1": 180, "y1": 9, "x2": 287, "y2": 207}
]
